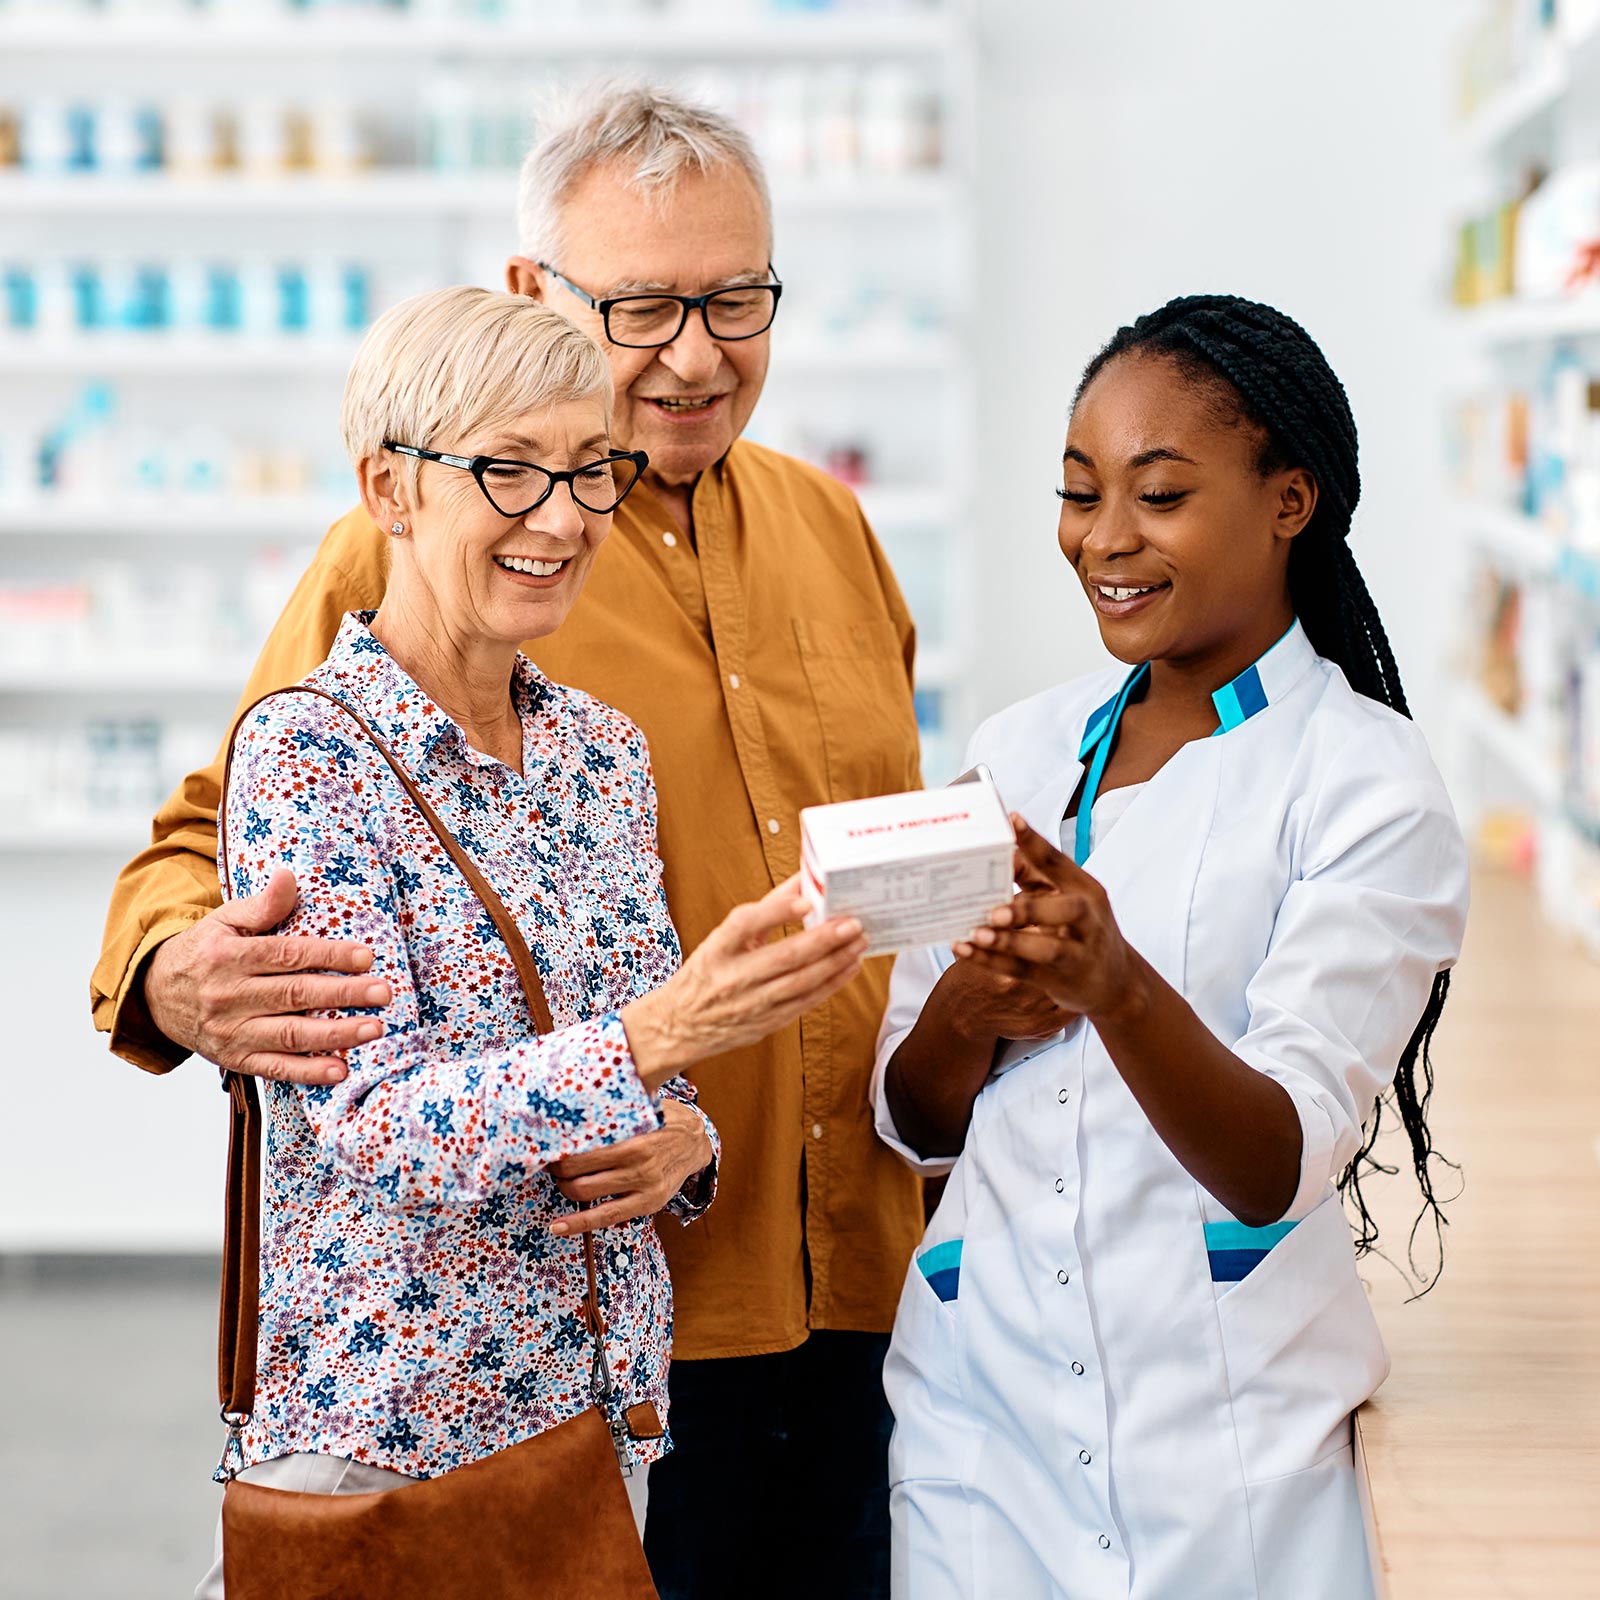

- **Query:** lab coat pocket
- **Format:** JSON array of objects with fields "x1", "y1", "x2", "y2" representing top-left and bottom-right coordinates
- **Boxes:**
[
  {"x1": 1215, "y1": 1191, "x2": 1389, "y2": 1484},
  {"x1": 885, "y1": 1254, "x2": 980, "y2": 1488},
  {"x1": 793, "y1": 616, "x2": 920, "y2": 802}
]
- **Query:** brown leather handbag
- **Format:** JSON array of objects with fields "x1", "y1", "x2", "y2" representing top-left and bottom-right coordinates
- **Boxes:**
[{"x1": 215, "y1": 685, "x2": 660, "y2": 1600}]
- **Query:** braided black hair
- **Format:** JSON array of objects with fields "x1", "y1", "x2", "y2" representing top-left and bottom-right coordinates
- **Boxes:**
[{"x1": 1076, "y1": 293, "x2": 1454, "y2": 1288}]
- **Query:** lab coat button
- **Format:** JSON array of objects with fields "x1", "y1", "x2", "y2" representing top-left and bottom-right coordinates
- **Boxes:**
[
  {"x1": 1071, "y1": 1361, "x2": 1085, "y2": 1375},
  {"x1": 1098, "y1": 1535, "x2": 1111, "y2": 1550},
  {"x1": 1057, "y1": 1088, "x2": 1069, "y2": 1104},
  {"x1": 1079, "y1": 1449, "x2": 1092, "y2": 1465},
  {"x1": 1056, "y1": 1269, "x2": 1069, "y2": 1285},
  {"x1": 1053, "y1": 1177, "x2": 1064, "y2": 1194}
]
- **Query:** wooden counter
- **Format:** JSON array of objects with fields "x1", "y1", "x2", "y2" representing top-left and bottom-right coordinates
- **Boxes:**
[{"x1": 1359, "y1": 867, "x2": 1599, "y2": 1597}]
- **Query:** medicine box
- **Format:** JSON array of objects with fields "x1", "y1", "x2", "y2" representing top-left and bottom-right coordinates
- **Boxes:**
[{"x1": 800, "y1": 771, "x2": 1015, "y2": 955}]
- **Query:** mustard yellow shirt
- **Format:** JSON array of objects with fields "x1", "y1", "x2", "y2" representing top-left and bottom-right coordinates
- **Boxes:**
[{"x1": 92, "y1": 439, "x2": 927, "y2": 1358}]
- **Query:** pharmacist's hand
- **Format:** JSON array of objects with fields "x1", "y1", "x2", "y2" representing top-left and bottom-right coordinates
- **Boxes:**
[
  {"x1": 954, "y1": 818, "x2": 1140, "y2": 1024},
  {"x1": 621, "y1": 876, "x2": 867, "y2": 1087},
  {"x1": 142, "y1": 869, "x2": 391, "y2": 1085},
  {"x1": 931, "y1": 951, "x2": 1079, "y2": 1046},
  {"x1": 547, "y1": 1099, "x2": 714, "y2": 1236}
]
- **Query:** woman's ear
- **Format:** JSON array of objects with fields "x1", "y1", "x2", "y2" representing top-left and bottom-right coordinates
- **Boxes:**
[
  {"x1": 357, "y1": 453, "x2": 411, "y2": 535},
  {"x1": 1272, "y1": 467, "x2": 1319, "y2": 543}
]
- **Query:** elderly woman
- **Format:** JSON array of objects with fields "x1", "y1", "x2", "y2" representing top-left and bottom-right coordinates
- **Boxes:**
[{"x1": 196, "y1": 287, "x2": 867, "y2": 1597}]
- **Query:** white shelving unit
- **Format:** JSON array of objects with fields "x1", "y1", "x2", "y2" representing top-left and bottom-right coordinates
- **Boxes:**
[
  {"x1": 0, "y1": 0, "x2": 982, "y2": 848},
  {"x1": 0, "y1": 0, "x2": 982, "y2": 1254},
  {"x1": 1449, "y1": 5, "x2": 1600, "y2": 958},
  {"x1": 0, "y1": 8, "x2": 961, "y2": 59}
]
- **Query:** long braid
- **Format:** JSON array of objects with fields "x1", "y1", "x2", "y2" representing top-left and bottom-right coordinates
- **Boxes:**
[{"x1": 1076, "y1": 294, "x2": 1454, "y2": 1287}]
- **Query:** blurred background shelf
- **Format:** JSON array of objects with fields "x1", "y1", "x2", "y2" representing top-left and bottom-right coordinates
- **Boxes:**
[
  {"x1": 1453, "y1": 294, "x2": 1600, "y2": 345},
  {"x1": 0, "y1": 331, "x2": 966, "y2": 375},
  {"x1": 0, "y1": 10, "x2": 963, "y2": 60},
  {"x1": 0, "y1": 170, "x2": 961, "y2": 217},
  {"x1": 1453, "y1": 683, "x2": 1563, "y2": 809}
]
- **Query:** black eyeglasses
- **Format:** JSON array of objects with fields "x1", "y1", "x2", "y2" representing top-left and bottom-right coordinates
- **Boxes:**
[
  {"x1": 538, "y1": 262, "x2": 784, "y2": 349},
  {"x1": 382, "y1": 442, "x2": 648, "y2": 517}
]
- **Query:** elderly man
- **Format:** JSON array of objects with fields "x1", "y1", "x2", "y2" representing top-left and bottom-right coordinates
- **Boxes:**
[{"x1": 92, "y1": 83, "x2": 923, "y2": 1598}]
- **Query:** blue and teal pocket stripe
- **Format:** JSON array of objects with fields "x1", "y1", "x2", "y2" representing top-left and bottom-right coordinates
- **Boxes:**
[
  {"x1": 916, "y1": 1239, "x2": 963, "y2": 1303},
  {"x1": 1205, "y1": 1219, "x2": 1296, "y2": 1283}
]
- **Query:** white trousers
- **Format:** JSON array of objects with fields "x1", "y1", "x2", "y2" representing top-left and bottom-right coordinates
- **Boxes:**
[{"x1": 194, "y1": 1450, "x2": 650, "y2": 1599}]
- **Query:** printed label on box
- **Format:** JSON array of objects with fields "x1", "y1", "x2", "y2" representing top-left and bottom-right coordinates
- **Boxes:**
[{"x1": 800, "y1": 774, "x2": 1014, "y2": 955}]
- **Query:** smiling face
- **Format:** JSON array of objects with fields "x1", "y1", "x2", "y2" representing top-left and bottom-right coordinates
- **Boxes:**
[
  {"x1": 383, "y1": 396, "x2": 616, "y2": 648},
  {"x1": 1057, "y1": 351, "x2": 1316, "y2": 675},
  {"x1": 507, "y1": 158, "x2": 773, "y2": 488}
]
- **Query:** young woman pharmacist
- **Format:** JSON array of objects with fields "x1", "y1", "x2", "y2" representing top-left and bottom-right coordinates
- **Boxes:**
[{"x1": 874, "y1": 295, "x2": 1469, "y2": 1600}]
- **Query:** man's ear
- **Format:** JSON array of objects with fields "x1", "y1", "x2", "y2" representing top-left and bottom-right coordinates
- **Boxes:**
[
  {"x1": 357, "y1": 453, "x2": 409, "y2": 532},
  {"x1": 1274, "y1": 467, "x2": 1319, "y2": 544},
  {"x1": 506, "y1": 256, "x2": 545, "y2": 301}
]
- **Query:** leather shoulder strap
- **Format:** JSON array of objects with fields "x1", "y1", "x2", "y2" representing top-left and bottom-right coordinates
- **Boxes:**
[{"x1": 216, "y1": 682, "x2": 576, "y2": 1423}]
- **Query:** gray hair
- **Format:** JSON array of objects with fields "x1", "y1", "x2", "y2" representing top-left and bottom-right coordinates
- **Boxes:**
[{"x1": 516, "y1": 79, "x2": 772, "y2": 265}]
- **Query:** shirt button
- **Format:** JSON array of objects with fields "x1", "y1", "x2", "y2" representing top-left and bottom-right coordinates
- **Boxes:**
[
  {"x1": 1098, "y1": 1535, "x2": 1111, "y2": 1550},
  {"x1": 1054, "y1": 1177, "x2": 1064, "y2": 1194},
  {"x1": 1079, "y1": 1449, "x2": 1092, "y2": 1465},
  {"x1": 812, "y1": 1123, "x2": 824, "y2": 1139},
  {"x1": 729, "y1": 673, "x2": 741, "y2": 689},
  {"x1": 1056, "y1": 1269, "x2": 1069, "y2": 1285},
  {"x1": 1071, "y1": 1361, "x2": 1085, "y2": 1375},
  {"x1": 767, "y1": 818, "x2": 781, "y2": 834},
  {"x1": 617, "y1": 1251, "x2": 630, "y2": 1268},
  {"x1": 662, "y1": 531, "x2": 678, "y2": 547},
  {"x1": 1057, "y1": 1088, "x2": 1069, "y2": 1104}
]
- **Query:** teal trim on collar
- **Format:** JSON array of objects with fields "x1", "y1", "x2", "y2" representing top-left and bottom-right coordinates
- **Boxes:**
[
  {"x1": 1070, "y1": 620, "x2": 1316, "y2": 866},
  {"x1": 1078, "y1": 666, "x2": 1148, "y2": 762}
]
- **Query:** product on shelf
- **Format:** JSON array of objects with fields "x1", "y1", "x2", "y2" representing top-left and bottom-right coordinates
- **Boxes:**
[
  {"x1": 1452, "y1": 160, "x2": 1600, "y2": 311},
  {"x1": 0, "y1": 544, "x2": 312, "y2": 672},
  {"x1": 0, "y1": 381, "x2": 353, "y2": 503},
  {"x1": 0, "y1": 715, "x2": 222, "y2": 835},
  {"x1": 0, "y1": 56, "x2": 945, "y2": 184},
  {"x1": 0, "y1": 257, "x2": 372, "y2": 337}
]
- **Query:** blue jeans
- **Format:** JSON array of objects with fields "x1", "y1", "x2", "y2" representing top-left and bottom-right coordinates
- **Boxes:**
[{"x1": 644, "y1": 1330, "x2": 893, "y2": 1599}]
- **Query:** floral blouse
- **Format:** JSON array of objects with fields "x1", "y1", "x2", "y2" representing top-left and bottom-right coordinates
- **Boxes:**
[{"x1": 218, "y1": 611, "x2": 717, "y2": 1480}]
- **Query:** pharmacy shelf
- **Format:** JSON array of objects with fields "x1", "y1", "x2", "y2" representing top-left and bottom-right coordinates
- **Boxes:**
[
  {"x1": 0, "y1": 496, "x2": 349, "y2": 538},
  {"x1": 0, "y1": 330, "x2": 963, "y2": 377},
  {"x1": 1457, "y1": 11, "x2": 1600, "y2": 157},
  {"x1": 0, "y1": 169, "x2": 959, "y2": 219},
  {"x1": 0, "y1": 660, "x2": 256, "y2": 695},
  {"x1": 1454, "y1": 293, "x2": 1600, "y2": 346},
  {"x1": 2, "y1": 485, "x2": 953, "y2": 537},
  {"x1": 0, "y1": 9, "x2": 961, "y2": 61},
  {"x1": 1453, "y1": 685, "x2": 1564, "y2": 810},
  {"x1": 1454, "y1": 499, "x2": 1600, "y2": 600},
  {"x1": 0, "y1": 817, "x2": 154, "y2": 852},
  {"x1": 1455, "y1": 500, "x2": 1562, "y2": 580}
]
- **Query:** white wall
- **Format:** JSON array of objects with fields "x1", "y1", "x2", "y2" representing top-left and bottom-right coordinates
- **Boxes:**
[{"x1": 968, "y1": 0, "x2": 1455, "y2": 733}]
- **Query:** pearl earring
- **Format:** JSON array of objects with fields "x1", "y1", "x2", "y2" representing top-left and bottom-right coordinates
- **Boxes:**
[{"x1": 390, "y1": 522, "x2": 405, "y2": 536}]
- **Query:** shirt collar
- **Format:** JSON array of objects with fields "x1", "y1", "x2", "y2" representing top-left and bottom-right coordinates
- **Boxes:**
[
  {"x1": 1077, "y1": 618, "x2": 1317, "y2": 761},
  {"x1": 313, "y1": 611, "x2": 549, "y2": 775}
]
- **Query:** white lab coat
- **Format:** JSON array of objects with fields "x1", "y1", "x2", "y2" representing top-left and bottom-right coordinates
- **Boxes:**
[{"x1": 874, "y1": 623, "x2": 1469, "y2": 1600}]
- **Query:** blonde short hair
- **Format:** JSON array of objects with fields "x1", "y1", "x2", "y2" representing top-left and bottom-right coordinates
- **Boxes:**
[
  {"x1": 517, "y1": 79, "x2": 772, "y2": 264},
  {"x1": 340, "y1": 286, "x2": 612, "y2": 491}
]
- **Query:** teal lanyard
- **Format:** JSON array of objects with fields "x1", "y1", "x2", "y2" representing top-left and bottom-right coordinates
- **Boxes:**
[{"x1": 1073, "y1": 664, "x2": 1148, "y2": 867}]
